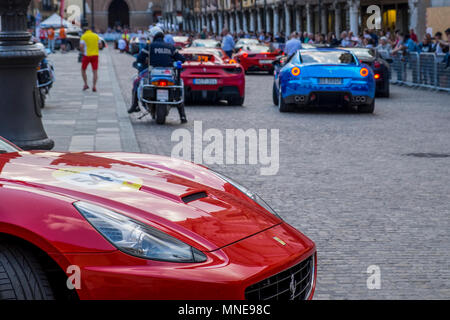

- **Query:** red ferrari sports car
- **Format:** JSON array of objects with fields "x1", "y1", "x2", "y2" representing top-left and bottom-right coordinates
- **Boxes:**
[
  {"x1": 234, "y1": 44, "x2": 279, "y2": 74},
  {"x1": 180, "y1": 48, "x2": 245, "y2": 105},
  {"x1": 173, "y1": 36, "x2": 191, "y2": 49},
  {"x1": 0, "y1": 137, "x2": 316, "y2": 300}
]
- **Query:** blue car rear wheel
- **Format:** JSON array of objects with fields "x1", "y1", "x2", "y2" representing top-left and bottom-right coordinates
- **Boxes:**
[
  {"x1": 272, "y1": 82, "x2": 279, "y2": 106},
  {"x1": 278, "y1": 88, "x2": 294, "y2": 113}
]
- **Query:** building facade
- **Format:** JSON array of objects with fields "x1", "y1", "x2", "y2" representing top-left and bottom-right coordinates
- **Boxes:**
[
  {"x1": 84, "y1": 0, "x2": 165, "y2": 31},
  {"x1": 30, "y1": 0, "x2": 60, "y2": 19},
  {"x1": 163, "y1": 0, "x2": 435, "y2": 39},
  {"x1": 30, "y1": 0, "x2": 165, "y2": 31}
]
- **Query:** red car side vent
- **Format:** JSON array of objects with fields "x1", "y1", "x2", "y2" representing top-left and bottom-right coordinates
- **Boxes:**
[{"x1": 182, "y1": 191, "x2": 208, "y2": 203}]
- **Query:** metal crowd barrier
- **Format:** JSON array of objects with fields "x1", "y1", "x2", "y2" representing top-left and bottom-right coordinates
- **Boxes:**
[{"x1": 379, "y1": 49, "x2": 450, "y2": 92}]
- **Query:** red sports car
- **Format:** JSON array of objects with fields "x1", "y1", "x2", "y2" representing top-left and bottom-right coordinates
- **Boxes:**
[
  {"x1": 173, "y1": 36, "x2": 191, "y2": 49},
  {"x1": 180, "y1": 48, "x2": 245, "y2": 105},
  {"x1": 234, "y1": 44, "x2": 279, "y2": 74},
  {"x1": 0, "y1": 137, "x2": 316, "y2": 300}
]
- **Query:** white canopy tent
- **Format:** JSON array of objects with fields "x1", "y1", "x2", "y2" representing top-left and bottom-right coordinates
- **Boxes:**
[{"x1": 40, "y1": 13, "x2": 80, "y2": 32}]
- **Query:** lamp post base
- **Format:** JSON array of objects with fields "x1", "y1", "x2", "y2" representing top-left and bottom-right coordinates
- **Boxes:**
[
  {"x1": 12, "y1": 138, "x2": 55, "y2": 151},
  {"x1": 0, "y1": 0, "x2": 54, "y2": 151}
]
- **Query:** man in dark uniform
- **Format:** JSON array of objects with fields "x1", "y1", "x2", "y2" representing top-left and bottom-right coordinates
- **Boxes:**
[{"x1": 128, "y1": 26, "x2": 187, "y2": 123}]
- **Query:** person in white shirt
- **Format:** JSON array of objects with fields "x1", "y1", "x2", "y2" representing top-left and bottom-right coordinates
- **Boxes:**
[
  {"x1": 284, "y1": 32, "x2": 302, "y2": 56},
  {"x1": 118, "y1": 38, "x2": 126, "y2": 53},
  {"x1": 340, "y1": 31, "x2": 351, "y2": 47}
]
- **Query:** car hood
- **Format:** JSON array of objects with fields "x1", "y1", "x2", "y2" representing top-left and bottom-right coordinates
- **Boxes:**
[{"x1": 0, "y1": 151, "x2": 280, "y2": 251}]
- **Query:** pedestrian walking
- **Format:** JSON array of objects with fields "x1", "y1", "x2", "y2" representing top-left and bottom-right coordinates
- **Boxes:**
[
  {"x1": 118, "y1": 37, "x2": 127, "y2": 52},
  {"x1": 47, "y1": 27, "x2": 55, "y2": 53},
  {"x1": 80, "y1": 27, "x2": 102, "y2": 92},
  {"x1": 200, "y1": 27, "x2": 208, "y2": 39},
  {"x1": 39, "y1": 28, "x2": 47, "y2": 44},
  {"x1": 221, "y1": 28, "x2": 235, "y2": 59},
  {"x1": 285, "y1": 32, "x2": 302, "y2": 56},
  {"x1": 59, "y1": 26, "x2": 67, "y2": 53}
]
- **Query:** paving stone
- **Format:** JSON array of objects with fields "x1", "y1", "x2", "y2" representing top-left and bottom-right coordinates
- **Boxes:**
[
  {"x1": 110, "y1": 47, "x2": 450, "y2": 299},
  {"x1": 41, "y1": 50, "x2": 139, "y2": 153}
]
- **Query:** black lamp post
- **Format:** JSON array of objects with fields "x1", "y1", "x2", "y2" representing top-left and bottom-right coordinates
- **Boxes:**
[
  {"x1": 0, "y1": 0, "x2": 54, "y2": 150},
  {"x1": 91, "y1": 0, "x2": 94, "y2": 28},
  {"x1": 82, "y1": 0, "x2": 88, "y2": 27}
]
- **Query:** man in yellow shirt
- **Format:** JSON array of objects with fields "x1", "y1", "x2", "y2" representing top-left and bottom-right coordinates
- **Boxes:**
[{"x1": 80, "y1": 28, "x2": 101, "y2": 92}]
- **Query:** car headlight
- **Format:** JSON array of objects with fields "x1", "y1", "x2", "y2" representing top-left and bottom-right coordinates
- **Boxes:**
[
  {"x1": 211, "y1": 171, "x2": 282, "y2": 220},
  {"x1": 73, "y1": 201, "x2": 207, "y2": 263}
]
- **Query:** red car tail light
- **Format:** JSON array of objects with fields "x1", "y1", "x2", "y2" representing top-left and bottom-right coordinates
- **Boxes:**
[
  {"x1": 374, "y1": 73, "x2": 381, "y2": 79},
  {"x1": 242, "y1": 52, "x2": 248, "y2": 58},
  {"x1": 373, "y1": 61, "x2": 381, "y2": 69},
  {"x1": 360, "y1": 67, "x2": 369, "y2": 77},
  {"x1": 152, "y1": 80, "x2": 174, "y2": 87}
]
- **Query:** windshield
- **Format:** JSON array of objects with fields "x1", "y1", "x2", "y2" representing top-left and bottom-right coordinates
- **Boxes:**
[
  {"x1": 345, "y1": 48, "x2": 376, "y2": 59},
  {"x1": 300, "y1": 51, "x2": 357, "y2": 64},
  {"x1": 174, "y1": 36, "x2": 188, "y2": 42},
  {"x1": 0, "y1": 138, "x2": 19, "y2": 153},
  {"x1": 237, "y1": 39, "x2": 259, "y2": 45},
  {"x1": 192, "y1": 40, "x2": 219, "y2": 48},
  {"x1": 246, "y1": 45, "x2": 272, "y2": 53}
]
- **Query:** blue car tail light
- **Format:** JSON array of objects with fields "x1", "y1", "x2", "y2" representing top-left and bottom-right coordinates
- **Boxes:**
[
  {"x1": 360, "y1": 67, "x2": 369, "y2": 77},
  {"x1": 291, "y1": 67, "x2": 301, "y2": 76}
]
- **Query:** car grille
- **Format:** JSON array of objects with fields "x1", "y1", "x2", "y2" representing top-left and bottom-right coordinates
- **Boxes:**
[{"x1": 245, "y1": 255, "x2": 314, "y2": 301}]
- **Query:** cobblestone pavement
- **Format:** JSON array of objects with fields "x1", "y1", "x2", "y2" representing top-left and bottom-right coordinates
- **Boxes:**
[
  {"x1": 40, "y1": 47, "x2": 450, "y2": 300},
  {"x1": 109, "y1": 47, "x2": 450, "y2": 299},
  {"x1": 42, "y1": 50, "x2": 139, "y2": 152}
]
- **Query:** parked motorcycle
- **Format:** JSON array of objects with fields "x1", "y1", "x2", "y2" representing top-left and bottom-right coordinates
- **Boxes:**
[
  {"x1": 138, "y1": 61, "x2": 184, "y2": 124},
  {"x1": 36, "y1": 44, "x2": 55, "y2": 108}
]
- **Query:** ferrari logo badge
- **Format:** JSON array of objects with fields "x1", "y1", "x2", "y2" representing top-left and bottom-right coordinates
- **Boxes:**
[
  {"x1": 273, "y1": 236, "x2": 286, "y2": 246},
  {"x1": 289, "y1": 274, "x2": 297, "y2": 300}
]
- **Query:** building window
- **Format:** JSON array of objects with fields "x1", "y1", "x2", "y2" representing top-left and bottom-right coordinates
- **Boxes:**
[
  {"x1": 383, "y1": 9, "x2": 397, "y2": 31},
  {"x1": 42, "y1": 0, "x2": 53, "y2": 11}
]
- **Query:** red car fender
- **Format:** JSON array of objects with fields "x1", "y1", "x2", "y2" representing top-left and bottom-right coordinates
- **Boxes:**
[{"x1": 0, "y1": 183, "x2": 117, "y2": 254}]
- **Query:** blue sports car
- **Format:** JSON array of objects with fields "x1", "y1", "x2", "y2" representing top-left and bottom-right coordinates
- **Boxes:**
[{"x1": 272, "y1": 48, "x2": 376, "y2": 113}]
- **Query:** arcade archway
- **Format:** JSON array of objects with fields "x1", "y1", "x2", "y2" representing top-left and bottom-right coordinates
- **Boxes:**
[{"x1": 108, "y1": 0, "x2": 130, "y2": 28}]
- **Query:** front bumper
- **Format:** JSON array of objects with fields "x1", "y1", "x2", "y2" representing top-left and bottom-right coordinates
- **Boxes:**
[
  {"x1": 182, "y1": 75, "x2": 245, "y2": 101},
  {"x1": 57, "y1": 223, "x2": 316, "y2": 300},
  {"x1": 242, "y1": 60, "x2": 274, "y2": 72},
  {"x1": 282, "y1": 78, "x2": 375, "y2": 106},
  {"x1": 185, "y1": 86, "x2": 243, "y2": 102},
  {"x1": 284, "y1": 91, "x2": 374, "y2": 106}
]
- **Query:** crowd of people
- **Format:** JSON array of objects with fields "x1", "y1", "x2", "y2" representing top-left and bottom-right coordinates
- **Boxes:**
[
  {"x1": 105, "y1": 24, "x2": 450, "y2": 60},
  {"x1": 35, "y1": 26, "x2": 69, "y2": 53}
]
